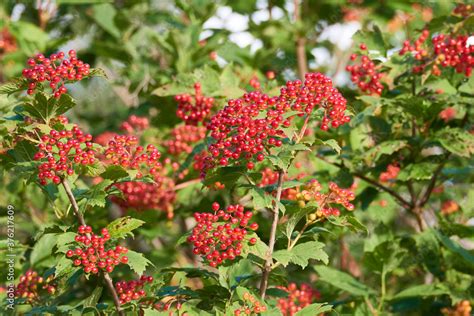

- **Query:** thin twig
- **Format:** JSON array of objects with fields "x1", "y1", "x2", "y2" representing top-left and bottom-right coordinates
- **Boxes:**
[
  {"x1": 61, "y1": 178, "x2": 125, "y2": 316},
  {"x1": 259, "y1": 170, "x2": 285, "y2": 299}
]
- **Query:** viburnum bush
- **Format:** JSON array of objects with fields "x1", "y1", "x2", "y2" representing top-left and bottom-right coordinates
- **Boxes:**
[{"x1": 0, "y1": 1, "x2": 473, "y2": 315}]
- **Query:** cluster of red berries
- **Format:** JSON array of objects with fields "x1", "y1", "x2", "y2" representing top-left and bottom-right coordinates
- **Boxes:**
[
  {"x1": 276, "y1": 283, "x2": 320, "y2": 316},
  {"x1": 234, "y1": 292, "x2": 267, "y2": 315},
  {"x1": 103, "y1": 135, "x2": 162, "y2": 178},
  {"x1": 175, "y1": 83, "x2": 215, "y2": 125},
  {"x1": 453, "y1": 4, "x2": 473, "y2": 17},
  {"x1": 442, "y1": 300, "x2": 472, "y2": 316},
  {"x1": 65, "y1": 226, "x2": 129, "y2": 274},
  {"x1": 22, "y1": 50, "x2": 89, "y2": 97},
  {"x1": 280, "y1": 73, "x2": 350, "y2": 130},
  {"x1": 347, "y1": 45, "x2": 384, "y2": 95},
  {"x1": 400, "y1": 31, "x2": 473, "y2": 77},
  {"x1": 399, "y1": 30, "x2": 430, "y2": 60},
  {"x1": 204, "y1": 73, "x2": 349, "y2": 172},
  {"x1": 111, "y1": 176, "x2": 176, "y2": 219},
  {"x1": 187, "y1": 203, "x2": 258, "y2": 267},
  {"x1": 379, "y1": 164, "x2": 400, "y2": 183},
  {"x1": 439, "y1": 107, "x2": 457, "y2": 122},
  {"x1": 0, "y1": 28, "x2": 16, "y2": 55},
  {"x1": 15, "y1": 270, "x2": 56, "y2": 304},
  {"x1": 164, "y1": 125, "x2": 206, "y2": 156},
  {"x1": 249, "y1": 76, "x2": 261, "y2": 90},
  {"x1": 120, "y1": 115, "x2": 149, "y2": 134},
  {"x1": 115, "y1": 275, "x2": 153, "y2": 305},
  {"x1": 34, "y1": 126, "x2": 95, "y2": 185},
  {"x1": 295, "y1": 180, "x2": 356, "y2": 219},
  {"x1": 432, "y1": 34, "x2": 473, "y2": 77}
]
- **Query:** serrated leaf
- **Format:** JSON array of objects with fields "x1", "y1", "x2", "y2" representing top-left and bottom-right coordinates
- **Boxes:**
[
  {"x1": 274, "y1": 241, "x2": 328, "y2": 268},
  {"x1": 364, "y1": 140, "x2": 407, "y2": 164},
  {"x1": 100, "y1": 165, "x2": 129, "y2": 180},
  {"x1": 126, "y1": 250, "x2": 152, "y2": 275},
  {"x1": 0, "y1": 78, "x2": 28, "y2": 95},
  {"x1": 250, "y1": 188, "x2": 273, "y2": 210},
  {"x1": 435, "y1": 128, "x2": 474, "y2": 158},
  {"x1": 106, "y1": 216, "x2": 145, "y2": 239},
  {"x1": 314, "y1": 265, "x2": 375, "y2": 297},
  {"x1": 314, "y1": 139, "x2": 341, "y2": 155}
]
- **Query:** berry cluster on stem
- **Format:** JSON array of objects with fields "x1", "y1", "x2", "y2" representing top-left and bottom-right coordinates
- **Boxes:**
[
  {"x1": 175, "y1": 83, "x2": 215, "y2": 125},
  {"x1": 115, "y1": 275, "x2": 153, "y2": 305},
  {"x1": 276, "y1": 283, "x2": 320, "y2": 316},
  {"x1": 34, "y1": 125, "x2": 95, "y2": 185},
  {"x1": 234, "y1": 292, "x2": 267, "y2": 315},
  {"x1": 187, "y1": 203, "x2": 258, "y2": 267},
  {"x1": 15, "y1": 270, "x2": 56, "y2": 304},
  {"x1": 346, "y1": 44, "x2": 384, "y2": 95},
  {"x1": 22, "y1": 50, "x2": 89, "y2": 97},
  {"x1": 66, "y1": 226, "x2": 129, "y2": 274}
]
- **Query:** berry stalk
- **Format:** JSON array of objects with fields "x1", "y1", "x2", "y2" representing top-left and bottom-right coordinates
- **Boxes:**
[
  {"x1": 259, "y1": 169, "x2": 285, "y2": 299},
  {"x1": 61, "y1": 178, "x2": 125, "y2": 316}
]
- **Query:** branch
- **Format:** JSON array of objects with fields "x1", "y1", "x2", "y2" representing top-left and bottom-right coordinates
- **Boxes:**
[
  {"x1": 315, "y1": 156, "x2": 412, "y2": 209},
  {"x1": 259, "y1": 169, "x2": 285, "y2": 299},
  {"x1": 294, "y1": 0, "x2": 308, "y2": 80},
  {"x1": 352, "y1": 172, "x2": 411, "y2": 209},
  {"x1": 173, "y1": 178, "x2": 201, "y2": 191},
  {"x1": 418, "y1": 158, "x2": 448, "y2": 207},
  {"x1": 61, "y1": 178, "x2": 125, "y2": 316}
]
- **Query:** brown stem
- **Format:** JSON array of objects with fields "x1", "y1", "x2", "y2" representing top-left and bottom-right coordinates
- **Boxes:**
[
  {"x1": 259, "y1": 170, "x2": 285, "y2": 299},
  {"x1": 61, "y1": 178, "x2": 125, "y2": 316},
  {"x1": 61, "y1": 178, "x2": 86, "y2": 226},
  {"x1": 418, "y1": 158, "x2": 448, "y2": 207},
  {"x1": 173, "y1": 178, "x2": 201, "y2": 191},
  {"x1": 352, "y1": 172, "x2": 411, "y2": 209},
  {"x1": 294, "y1": 0, "x2": 308, "y2": 80}
]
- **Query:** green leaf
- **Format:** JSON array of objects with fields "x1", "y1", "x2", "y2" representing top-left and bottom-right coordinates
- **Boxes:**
[
  {"x1": 424, "y1": 78, "x2": 457, "y2": 95},
  {"x1": 435, "y1": 231, "x2": 474, "y2": 265},
  {"x1": 83, "y1": 286, "x2": 103, "y2": 307},
  {"x1": 250, "y1": 188, "x2": 273, "y2": 210},
  {"x1": 328, "y1": 215, "x2": 368, "y2": 233},
  {"x1": 126, "y1": 250, "x2": 152, "y2": 275},
  {"x1": 274, "y1": 241, "x2": 328, "y2": 268},
  {"x1": 314, "y1": 139, "x2": 341, "y2": 155},
  {"x1": 92, "y1": 4, "x2": 120, "y2": 38},
  {"x1": 74, "y1": 179, "x2": 113, "y2": 208},
  {"x1": 100, "y1": 165, "x2": 129, "y2": 180},
  {"x1": 314, "y1": 265, "x2": 375, "y2": 297},
  {"x1": 391, "y1": 284, "x2": 450, "y2": 300},
  {"x1": 106, "y1": 216, "x2": 145, "y2": 239},
  {"x1": 435, "y1": 128, "x2": 474, "y2": 158},
  {"x1": 294, "y1": 303, "x2": 333, "y2": 315},
  {"x1": 397, "y1": 163, "x2": 439, "y2": 181},
  {"x1": 203, "y1": 166, "x2": 246, "y2": 188},
  {"x1": 30, "y1": 234, "x2": 56, "y2": 266},
  {"x1": 352, "y1": 24, "x2": 387, "y2": 55},
  {"x1": 364, "y1": 140, "x2": 407, "y2": 164},
  {"x1": 458, "y1": 75, "x2": 474, "y2": 95},
  {"x1": 0, "y1": 78, "x2": 28, "y2": 95}
]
